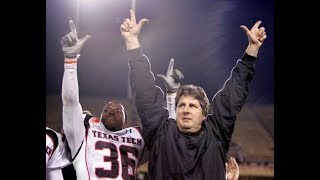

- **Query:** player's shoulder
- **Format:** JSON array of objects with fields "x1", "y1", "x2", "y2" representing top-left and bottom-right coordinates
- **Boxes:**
[
  {"x1": 124, "y1": 126, "x2": 142, "y2": 135},
  {"x1": 46, "y1": 127, "x2": 59, "y2": 150},
  {"x1": 46, "y1": 126, "x2": 57, "y2": 133},
  {"x1": 130, "y1": 126, "x2": 142, "y2": 131},
  {"x1": 83, "y1": 114, "x2": 101, "y2": 127},
  {"x1": 46, "y1": 127, "x2": 59, "y2": 139}
]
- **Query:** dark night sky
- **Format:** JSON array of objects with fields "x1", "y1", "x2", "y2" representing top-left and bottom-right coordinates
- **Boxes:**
[{"x1": 46, "y1": 0, "x2": 274, "y2": 104}]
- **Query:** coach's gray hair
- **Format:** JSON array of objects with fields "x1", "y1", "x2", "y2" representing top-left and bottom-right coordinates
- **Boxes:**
[{"x1": 175, "y1": 84, "x2": 210, "y2": 116}]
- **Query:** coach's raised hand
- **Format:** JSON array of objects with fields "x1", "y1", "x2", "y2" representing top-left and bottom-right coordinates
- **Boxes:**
[
  {"x1": 61, "y1": 20, "x2": 91, "y2": 59},
  {"x1": 120, "y1": 9, "x2": 148, "y2": 50},
  {"x1": 240, "y1": 20, "x2": 267, "y2": 58}
]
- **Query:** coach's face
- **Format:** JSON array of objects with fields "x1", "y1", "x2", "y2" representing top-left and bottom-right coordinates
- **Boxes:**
[
  {"x1": 176, "y1": 95, "x2": 205, "y2": 134},
  {"x1": 100, "y1": 101, "x2": 126, "y2": 132}
]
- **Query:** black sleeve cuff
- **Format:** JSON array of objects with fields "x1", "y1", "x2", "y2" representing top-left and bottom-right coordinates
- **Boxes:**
[
  {"x1": 241, "y1": 53, "x2": 256, "y2": 65},
  {"x1": 127, "y1": 47, "x2": 143, "y2": 61}
]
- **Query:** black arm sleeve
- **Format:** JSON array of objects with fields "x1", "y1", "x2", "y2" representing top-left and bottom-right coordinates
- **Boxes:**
[
  {"x1": 210, "y1": 53, "x2": 256, "y2": 151},
  {"x1": 128, "y1": 48, "x2": 169, "y2": 148}
]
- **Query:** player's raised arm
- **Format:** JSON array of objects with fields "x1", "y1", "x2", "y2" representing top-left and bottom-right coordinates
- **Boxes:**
[{"x1": 61, "y1": 20, "x2": 91, "y2": 158}]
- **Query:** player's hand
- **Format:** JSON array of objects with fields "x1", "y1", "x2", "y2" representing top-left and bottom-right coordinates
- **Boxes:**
[
  {"x1": 61, "y1": 20, "x2": 91, "y2": 59},
  {"x1": 157, "y1": 58, "x2": 184, "y2": 93}
]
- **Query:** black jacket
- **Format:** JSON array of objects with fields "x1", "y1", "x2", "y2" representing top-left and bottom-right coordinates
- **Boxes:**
[{"x1": 128, "y1": 48, "x2": 256, "y2": 180}]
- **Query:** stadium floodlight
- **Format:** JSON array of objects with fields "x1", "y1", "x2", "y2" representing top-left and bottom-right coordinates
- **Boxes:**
[{"x1": 74, "y1": 0, "x2": 136, "y2": 26}]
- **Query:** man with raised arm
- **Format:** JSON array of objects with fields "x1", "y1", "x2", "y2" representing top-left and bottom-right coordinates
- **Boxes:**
[{"x1": 121, "y1": 9, "x2": 266, "y2": 179}]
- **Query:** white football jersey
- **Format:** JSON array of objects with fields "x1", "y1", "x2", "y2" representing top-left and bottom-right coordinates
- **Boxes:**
[
  {"x1": 46, "y1": 127, "x2": 71, "y2": 180},
  {"x1": 72, "y1": 115, "x2": 145, "y2": 180},
  {"x1": 46, "y1": 169, "x2": 64, "y2": 180}
]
